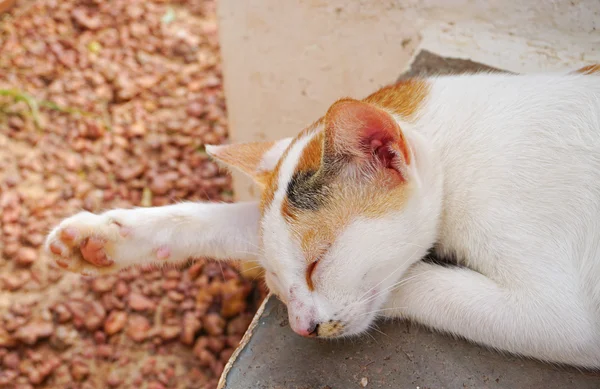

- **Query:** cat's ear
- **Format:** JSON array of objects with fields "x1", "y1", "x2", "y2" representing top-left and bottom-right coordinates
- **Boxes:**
[
  {"x1": 206, "y1": 138, "x2": 292, "y2": 185},
  {"x1": 323, "y1": 98, "x2": 414, "y2": 181}
]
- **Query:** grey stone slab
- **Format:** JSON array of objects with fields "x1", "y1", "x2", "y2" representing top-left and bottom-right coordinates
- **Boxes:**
[
  {"x1": 218, "y1": 51, "x2": 600, "y2": 389},
  {"x1": 220, "y1": 296, "x2": 600, "y2": 389},
  {"x1": 397, "y1": 50, "x2": 508, "y2": 80}
]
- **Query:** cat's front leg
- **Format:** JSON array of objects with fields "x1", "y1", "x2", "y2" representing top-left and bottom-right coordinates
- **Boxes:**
[
  {"x1": 45, "y1": 202, "x2": 261, "y2": 276},
  {"x1": 381, "y1": 261, "x2": 600, "y2": 367}
]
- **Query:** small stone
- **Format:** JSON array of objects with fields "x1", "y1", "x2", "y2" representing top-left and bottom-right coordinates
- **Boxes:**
[
  {"x1": 2, "y1": 352, "x2": 19, "y2": 369},
  {"x1": 205, "y1": 336, "x2": 225, "y2": 353},
  {"x1": 160, "y1": 326, "x2": 181, "y2": 341},
  {"x1": 26, "y1": 233, "x2": 45, "y2": 247},
  {"x1": 15, "y1": 321, "x2": 54, "y2": 345},
  {"x1": 360, "y1": 377, "x2": 369, "y2": 387},
  {"x1": 49, "y1": 325, "x2": 79, "y2": 350},
  {"x1": 84, "y1": 302, "x2": 107, "y2": 331},
  {"x1": 71, "y1": 7, "x2": 102, "y2": 30},
  {"x1": 180, "y1": 299, "x2": 195, "y2": 311},
  {"x1": 188, "y1": 262, "x2": 203, "y2": 279},
  {"x1": 70, "y1": 360, "x2": 90, "y2": 381},
  {"x1": 129, "y1": 121, "x2": 147, "y2": 137},
  {"x1": 15, "y1": 247, "x2": 37, "y2": 266},
  {"x1": 149, "y1": 175, "x2": 171, "y2": 195},
  {"x1": 117, "y1": 165, "x2": 146, "y2": 181},
  {"x1": 186, "y1": 101, "x2": 203, "y2": 117},
  {"x1": 220, "y1": 297, "x2": 246, "y2": 318},
  {"x1": 114, "y1": 281, "x2": 129, "y2": 297},
  {"x1": 107, "y1": 371, "x2": 122, "y2": 387},
  {"x1": 52, "y1": 303, "x2": 72, "y2": 323},
  {"x1": 94, "y1": 331, "x2": 107, "y2": 344},
  {"x1": 167, "y1": 290, "x2": 184, "y2": 302},
  {"x1": 227, "y1": 314, "x2": 252, "y2": 335},
  {"x1": 92, "y1": 276, "x2": 116, "y2": 293},
  {"x1": 128, "y1": 292, "x2": 156, "y2": 311},
  {"x1": 126, "y1": 315, "x2": 151, "y2": 342},
  {"x1": 96, "y1": 344, "x2": 113, "y2": 359},
  {"x1": 164, "y1": 269, "x2": 180, "y2": 279},
  {"x1": 180, "y1": 312, "x2": 201, "y2": 345},
  {"x1": 141, "y1": 358, "x2": 156, "y2": 375},
  {"x1": 0, "y1": 328, "x2": 16, "y2": 347},
  {"x1": 195, "y1": 289, "x2": 212, "y2": 305},
  {"x1": 66, "y1": 300, "x2": 87, "y2": 327},
  {"x1": 3, "y1": 242, "x2": 20, "y2": 257},
  {"x1": 194, "y1": 347, "x2": 216, "y2": 368},
  {"x1": 161, "y1": 279, "x2": 178, "y2": 290},
  {"x1": 203, "y1": 313, "x2": 225, "y2": 336},
  {"x1": 0, "y1": 370, "x2": 18, "y2": 386},
  {"x1": 104, "y1": 311, "x2": 127, "y2": 335},
  {"x1": 147, "y1": 382, "x2": 166, "y2": 389},
  {"x1": 211, "y1": 360, "x2": 225, "y2": 377},
  {"x1": 1, "y1": 272, "x2": 30, "y2": 291},
  {"x1": 220, "y1": 348, "x2": 235, "y2": 363},
  {"x1": 41, "y1": 356, "x2": 61, "y2": 375},
  {"x1": 226, "y1": 334, "x2": 243, "y2": 348},
  {"x1": 27, "y1": 369, "x2": 44, "y2": 385}
]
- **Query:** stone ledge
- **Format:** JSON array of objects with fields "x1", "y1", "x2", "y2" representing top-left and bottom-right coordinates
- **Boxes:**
[{"x1": 219, "y1": 296, "x2": 600, "y2": 389}]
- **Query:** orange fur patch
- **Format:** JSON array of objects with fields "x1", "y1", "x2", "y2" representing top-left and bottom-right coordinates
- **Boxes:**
[
  {"x1": 295, "y1": 131, "x2": 325, "y2": 178},
  {"x1": 574, "y1": 64, "x2": 600, "y2": 75},
  {"x1": 306, "y1": 261, "x2": 317, "y2": 291},
  {"x1": 286, "y1": 172, "x2": 411, "y2": 266},
  {"x1": 260, "y1": 172, "x2": 278, "y2": 213},
  {"x1": 259, "y1": 119, "x2": 323, "y2": 213},
  {"x1": 364, "y1": 78, "x2": 429, "y2": 120}
]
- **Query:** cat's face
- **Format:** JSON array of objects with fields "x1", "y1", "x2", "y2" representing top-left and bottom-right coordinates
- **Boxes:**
[{"x1": 208, "y1": 98, "x2": 437, "y2": 338}]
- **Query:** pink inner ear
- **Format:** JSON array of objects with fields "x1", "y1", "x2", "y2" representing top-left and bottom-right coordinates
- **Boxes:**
[
  {"x1": 371, "y1": 139, "x2": 396, "y2": 169},
  {"x1": 327, "y1": 99, "x2": 407, "y2": 169}
]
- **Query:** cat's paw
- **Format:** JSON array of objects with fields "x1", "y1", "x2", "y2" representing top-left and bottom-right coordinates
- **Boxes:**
[{"x1": 45, "y1": 211, "x2": 127, "y2": 276}]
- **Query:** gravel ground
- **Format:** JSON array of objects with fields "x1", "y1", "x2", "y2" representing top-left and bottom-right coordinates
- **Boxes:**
[{"x1": 0, "y1": 1, "x2": 266, "y2": 388}]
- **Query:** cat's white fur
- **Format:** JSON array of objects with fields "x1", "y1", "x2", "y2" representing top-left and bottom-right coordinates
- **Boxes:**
[{"x1": 46, "y1": 72, "x2": 600, "y2": 367}]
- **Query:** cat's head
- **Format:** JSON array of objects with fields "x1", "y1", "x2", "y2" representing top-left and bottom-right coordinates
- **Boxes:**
[{"x1": 207, "y1": 97, "x2": 440, "y2": 338}]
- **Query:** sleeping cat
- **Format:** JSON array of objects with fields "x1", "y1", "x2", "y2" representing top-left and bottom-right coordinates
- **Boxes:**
[{"x1": 46, "y1": 66, "x2": 600, "y2": 368}]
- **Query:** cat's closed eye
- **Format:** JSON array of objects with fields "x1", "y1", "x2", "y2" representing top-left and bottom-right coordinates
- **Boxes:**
[
  {"x1": 305, "y1": 244, "x2": 330, "y2": 291},
  {"x1": 306, "y1": 260, "x2": 318, "y2": 291}
]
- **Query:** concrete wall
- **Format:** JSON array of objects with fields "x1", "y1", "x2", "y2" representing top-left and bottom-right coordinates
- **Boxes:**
[{"x1": 217, "y1": 0, "x2": 600, "y2": 201}]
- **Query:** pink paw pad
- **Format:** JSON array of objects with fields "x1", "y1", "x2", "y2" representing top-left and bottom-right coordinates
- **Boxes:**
[
  {"x1": 80, "y1": 237, "x2": 114, "y2": 267},
  {"x1": 60, "y1": 227, "x2": 77, "y2": 243},
  {"x1": 156, "y1": 246, "x2": 171, "y2": 260}
]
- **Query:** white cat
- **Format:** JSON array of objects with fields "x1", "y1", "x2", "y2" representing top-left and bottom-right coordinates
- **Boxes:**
[{"x1": 46, "y1": 66, "x2": 600, "y2": 368}]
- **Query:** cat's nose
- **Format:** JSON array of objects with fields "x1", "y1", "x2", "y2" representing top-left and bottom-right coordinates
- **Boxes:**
[{"x1": 294, "y1": 321, "x2": 319, "y2": 337}]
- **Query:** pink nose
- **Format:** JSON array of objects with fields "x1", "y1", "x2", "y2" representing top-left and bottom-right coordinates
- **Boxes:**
[{"x1": 293, "y1": 322, "x2": 319, "y2": 337}]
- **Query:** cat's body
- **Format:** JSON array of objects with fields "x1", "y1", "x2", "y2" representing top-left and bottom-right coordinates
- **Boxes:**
[
  {"x1": 46, "y1": 68, "x2": 600, "y2": 368},
  {"x1": 383, "y1": 73, "x2": 600, "y2": 367}
]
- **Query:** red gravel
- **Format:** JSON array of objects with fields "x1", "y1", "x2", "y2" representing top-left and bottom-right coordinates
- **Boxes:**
[{"x1": 0, "y1": 1, "x2": 267, "y2": 388}]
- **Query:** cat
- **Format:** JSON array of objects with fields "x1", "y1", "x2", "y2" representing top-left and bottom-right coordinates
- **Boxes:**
[{"x1": 46, "y1": 65, "x2": 600, "y2": 368}]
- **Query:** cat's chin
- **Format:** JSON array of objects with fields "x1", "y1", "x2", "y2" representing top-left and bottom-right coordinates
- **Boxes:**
[{"x1": 329, "y1": 310, "x2": 380, "y2": 339}]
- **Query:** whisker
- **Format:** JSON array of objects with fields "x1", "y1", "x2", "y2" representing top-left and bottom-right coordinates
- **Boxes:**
[
  {"x1": 236, "y1": 236, "x2": 263, "y2": 252},
  {"x1": 357, "y1": 306, "x2": 407, "y2": 318},
  {"x1": 350, "y1": 249, "x2": 423, "y2": 309},
  {"x1": 338, "y1": 267, "x2": 430, "y2": 320},
  {"x1": 229, "y1": 249, "x2": 261, "y2": 257},
  {"x1": 358, "y1": 270, "x2": 431, "y2": 307},
  {"x1": 239, "y1": 264, "x2": 265, "y2": 273},
  {"x1": 364, "y1": 329, "x2": 378, "y2": 342},
  {"x1": 370, "y1": 323, "x2": 389, "y2": 338}
]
